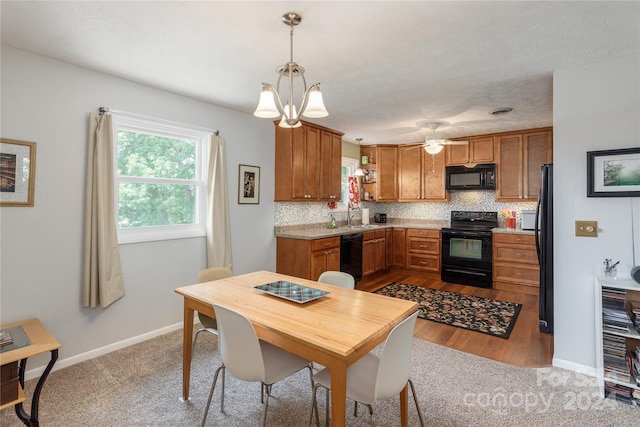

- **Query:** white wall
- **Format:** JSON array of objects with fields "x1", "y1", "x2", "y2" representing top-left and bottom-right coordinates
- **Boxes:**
[
  {"x1": 553, "y1": 53, "x2": 640, "y2": 371},
  {"x1": 0, "y1": 47, "x2": 275, "y2": 370}
]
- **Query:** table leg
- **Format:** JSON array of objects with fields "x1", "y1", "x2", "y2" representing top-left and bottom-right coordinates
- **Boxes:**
[
  {"x1": 15, "y1": 349, "x2": 58, "y2": 427},
  {"x1": 181, "y1": 302, "x2": 195, "y2": 401},
  {"x1": 399, "y1": 383, "x2": 408, "y2": 427},
  {"x1": 330, "y1": 361, "x2": 347, "y2": 427}
]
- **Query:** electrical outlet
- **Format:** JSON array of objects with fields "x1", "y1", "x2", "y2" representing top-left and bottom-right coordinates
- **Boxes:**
[{"x1": 575, "y1": 220, "x2": 598, "y2": 237}]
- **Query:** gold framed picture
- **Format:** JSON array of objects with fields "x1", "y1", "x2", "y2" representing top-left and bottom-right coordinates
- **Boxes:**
[{"x1": 0, "y1": 138, "x2": 36, "y2": 206}]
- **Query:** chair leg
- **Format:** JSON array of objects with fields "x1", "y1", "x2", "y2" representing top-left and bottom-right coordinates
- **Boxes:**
[
  {"x1": 201, "y1": 364, "x2": 224, "y2": 427},
  {"x1": 308, "y1": 382, "x2": 323, "y2": 427},
  {"x1": 408, "y1": 379, "x2": 426, "y2": 427},
  {"x1": 261, "y1": 382, "x2": 272, "y2": 427},
  {"x1": 191, "y1": 328, "x2": 206, "y2": 360},
  {"x1": 220, "y1": 367, "x2": 225, "y2": 413},
  {"x1": 365, "y1": 403, "x2": 375, "y2": 426}
]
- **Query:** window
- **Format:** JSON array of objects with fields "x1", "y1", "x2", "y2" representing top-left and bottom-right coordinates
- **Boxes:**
[
  {"x1": 112, "y1": 115, "x2": 209, "y2": 244},
  {"x1": 338, "y1": 157, "x2": 360, "y2": 211}
]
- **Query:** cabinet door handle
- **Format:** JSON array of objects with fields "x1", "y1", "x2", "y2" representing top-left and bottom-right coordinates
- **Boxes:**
[
  {"x1": 515, "y1": 253, "x2": 525, "y2": 257},
  {"x1": 420, "y1": 261, "x2": 427, "y2": 265},
  {"x1": 419, "y1": 245, "x2": 427, "y2": 248},
  {"x1": 515, "y1": 273, "x2": 524, "y2": 276}
]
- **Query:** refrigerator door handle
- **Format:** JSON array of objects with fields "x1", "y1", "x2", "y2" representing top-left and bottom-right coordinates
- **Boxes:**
[{"x1": 535, "y1": 191, "x2": 542, "y2": 264}]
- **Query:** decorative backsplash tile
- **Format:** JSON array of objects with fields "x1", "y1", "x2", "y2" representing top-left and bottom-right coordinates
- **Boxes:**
[{"x1": 274, "y1": 191, "x2": 537, "y2": 226}]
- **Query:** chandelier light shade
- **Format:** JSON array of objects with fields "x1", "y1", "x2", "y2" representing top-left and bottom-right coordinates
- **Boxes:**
[{"x1": 253, "y1": 12, "x2": 328, "y2": 128}]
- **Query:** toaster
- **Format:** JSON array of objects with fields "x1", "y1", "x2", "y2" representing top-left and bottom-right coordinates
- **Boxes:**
[{"x1": 374, "y1": 213, "x2": 387, "y2": 223}]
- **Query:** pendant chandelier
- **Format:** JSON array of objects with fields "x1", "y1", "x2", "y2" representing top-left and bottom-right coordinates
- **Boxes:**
[{"x1": 253, "y1": 12, "x2": 329, "y2": 128}]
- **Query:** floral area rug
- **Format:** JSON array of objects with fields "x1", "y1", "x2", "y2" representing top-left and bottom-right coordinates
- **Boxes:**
[{"x1": 375, "y1": 282, "x2": 522, "y2": 339}]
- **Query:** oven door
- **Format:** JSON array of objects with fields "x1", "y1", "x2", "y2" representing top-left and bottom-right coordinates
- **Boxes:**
[{"x1": 441, "y1": 229, "x2": 493, "y2": 287}]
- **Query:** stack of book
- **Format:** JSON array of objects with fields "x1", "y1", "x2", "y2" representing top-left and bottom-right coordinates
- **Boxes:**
[
  {"x1": 603, "y1": 332, "x2": 631, "y2": 382},
  {"x1": 0, "y1": 329, "x2": 13, "y2": 347},
  {"x1": 605, "y1": 382, "x2": 637, "y2": 405},
  {"x1": 602, "y1": 287, "x2": 633, "y2": 333},
  {"x1": 631, "y1": 302, "x2": 640, "y2": 334}
]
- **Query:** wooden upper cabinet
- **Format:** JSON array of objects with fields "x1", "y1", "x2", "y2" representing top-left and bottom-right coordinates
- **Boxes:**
[
  {"x1": 495, "y1": 128, "x2": 552, "y2": 201},
  {"x1": 446, "y1": 136, "x2": 494, "y2": 165},
  {"x1": 524, "y1": 130, "x2": 553, "y2": 199},
  {"x1": 376, "y1": 145, "x2": 398, "y2": 201},
  {"x1": 319, "y1": 131, "x2": 342, "y2": 200},
  {"x1": 275, "y1": 121, "x2": 343, "y2": 202},
  {"x1": 397, "y1": 145, "x2": 422, "y2": 200},
  {"x1": 398, "y1": 144, "x2": 447, "y2": 201}
]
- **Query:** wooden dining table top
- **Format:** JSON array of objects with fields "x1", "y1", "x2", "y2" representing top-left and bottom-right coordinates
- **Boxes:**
[{"x1": 175, "y1": 270, "x2": 418, "y2": 365}]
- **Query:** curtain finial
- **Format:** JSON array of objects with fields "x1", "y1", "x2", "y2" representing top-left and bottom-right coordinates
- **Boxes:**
[{"x1": 98, "y1": 107, "x2": 110, "y2": 115}]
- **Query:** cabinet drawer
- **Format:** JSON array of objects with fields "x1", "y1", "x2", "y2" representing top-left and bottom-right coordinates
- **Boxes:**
[
  {"x1": 493, "y1": 233, "x2": 535, "y2": 245},
  {"x1": 407, "y1": 238, "x2": 440, "y2": 255},
  {"x1": 493, "y1": 263, "x2": 539, "y2": 285},
  {"x1": 311, "y1": 237, "x2": 340, "y2": 251},
  {"x1": 407, "y1": 254, "x2": 440, "y2": 272},
  {"x1": 406, "y1": 229, "x2": 440, "y2": 239},
  {"x1": 494, "y1": 245, "x2": 538, "y2": 264}
]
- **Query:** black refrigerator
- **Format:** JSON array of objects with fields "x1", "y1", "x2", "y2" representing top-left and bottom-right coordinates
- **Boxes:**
[{"x1": 535, "y1": 164, "x2": 554, "y2": 333}]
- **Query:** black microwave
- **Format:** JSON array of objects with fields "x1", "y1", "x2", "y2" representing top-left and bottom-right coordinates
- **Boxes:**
[{"x1": 445, "y1": 163, "x2": 496, "y2": 190}]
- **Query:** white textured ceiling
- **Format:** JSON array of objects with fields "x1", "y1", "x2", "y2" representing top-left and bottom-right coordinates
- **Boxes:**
[{"x1": 2, "y1": 1, "x2": 639, "y2": 144}]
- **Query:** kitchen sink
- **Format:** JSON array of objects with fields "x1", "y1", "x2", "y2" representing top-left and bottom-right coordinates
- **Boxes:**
[{"x1": 346, "y1": 224, "x2": 381, "y2": 229}]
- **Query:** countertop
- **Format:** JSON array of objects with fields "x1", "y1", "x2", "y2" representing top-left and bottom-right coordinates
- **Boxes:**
[{"x1": 275, "y1": 221, "x2": 535, "y2": 240}]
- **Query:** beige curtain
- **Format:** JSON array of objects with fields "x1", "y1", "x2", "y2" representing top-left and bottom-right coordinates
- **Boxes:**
[
  {"x1": 82, "y1": 113, "x2": 125, "y2": 308},
  {"x1": 206, "y1": 135, "x2": 233, "y2": 269}
]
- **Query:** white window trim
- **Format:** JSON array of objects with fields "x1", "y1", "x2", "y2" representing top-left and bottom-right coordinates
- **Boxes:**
[{"x1": 111, "y1": 114, "x2": 209, "y2": 244}]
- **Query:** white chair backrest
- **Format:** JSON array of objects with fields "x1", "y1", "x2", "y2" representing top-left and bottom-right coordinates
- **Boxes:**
[
  {"x1": 198, "y1": 267, "x2": 233, "y2": 283},
  {"x1": 213, "y1": 304, "x2": 266, "y2": 382},
  {"x1": 374, "y1": 311, "x2": 419, "y2": 400},
  {"x1": 317, "y1": 271, "x2": 355, "y2": 289}
]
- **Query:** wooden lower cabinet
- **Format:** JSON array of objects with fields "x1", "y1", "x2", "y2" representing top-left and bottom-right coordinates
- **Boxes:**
[
  {"x1": 406, "y1": 229, "x2": 440, "y2": 272},
  {"x1": 362, "y1": 229, "x2": 386, "y2": 277},
  {"x1": 392, "y1": 228, "x2": 406, "y2": 268},
  {"x1": 276, "y1": 236, "x2": 340, "y2": 281},
  {"x1": 492, "y1": 233, "x2": 540, "y2": 295}
]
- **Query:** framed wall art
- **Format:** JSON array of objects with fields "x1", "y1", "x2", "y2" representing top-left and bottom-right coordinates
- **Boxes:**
[
  {"x1": 0, "y1": 138, "x2": 37, "y2": 206},
  {"x1": 587, "y1": 147, "x2": 640, "y2": 197},
  {"x1": 238, "y1": 164, "x2": 260, "y2": 204}
]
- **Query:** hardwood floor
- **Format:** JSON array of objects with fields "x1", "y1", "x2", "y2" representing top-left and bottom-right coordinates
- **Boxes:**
[{"x1": 357, "y1": 269, "x2": 554, "y2": 368}]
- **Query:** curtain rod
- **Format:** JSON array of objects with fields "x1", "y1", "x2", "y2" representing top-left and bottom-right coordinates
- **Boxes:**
[{"x1": 99, "y1": 107, "x2": 219, "y2": 136}]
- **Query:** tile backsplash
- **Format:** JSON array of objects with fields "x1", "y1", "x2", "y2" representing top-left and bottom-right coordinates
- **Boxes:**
[{"x1": 274, "y1": 191, "x2": 537, "y2": 227}]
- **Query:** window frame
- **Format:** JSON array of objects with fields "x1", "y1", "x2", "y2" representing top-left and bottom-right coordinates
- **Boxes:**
[
  {"x1": 111, "y1": 114, "x2": 209, "y2": 244},
  {"x1": 337, "y1": 157, "x2": 360, "y2": 212}
]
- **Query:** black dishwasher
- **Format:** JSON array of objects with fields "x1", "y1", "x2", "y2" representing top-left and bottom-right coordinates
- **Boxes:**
[{"x1": 340, "y1": 233, "x2": 363, "y2": 281}]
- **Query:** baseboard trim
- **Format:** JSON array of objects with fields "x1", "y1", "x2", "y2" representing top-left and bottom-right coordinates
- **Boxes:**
[
  {"x1": 552, "y1": 357, "x2": 597, "y2": 377},
  {"x1": 24, "y1": 321, "x2": 185, "y2": 381}
]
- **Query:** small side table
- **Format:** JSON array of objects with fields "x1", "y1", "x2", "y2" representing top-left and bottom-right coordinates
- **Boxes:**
[{"x1": 0, "y1": 318, "x2": 60, "y2": 427}]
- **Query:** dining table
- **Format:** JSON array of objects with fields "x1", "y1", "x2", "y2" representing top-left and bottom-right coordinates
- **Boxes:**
[{"x1": 175, "y1": 270, "x2": 418, "y2": 427}]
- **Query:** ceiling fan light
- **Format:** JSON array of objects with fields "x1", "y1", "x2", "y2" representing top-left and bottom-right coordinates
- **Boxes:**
[
  {"x1": 302, "y1": 86, "x2": 329, "y2": 118},
  {"x1": 254, "y1": 88, "x2": 280, "y2": 118},
  {"x1": 424, "y1": 144, "x2": 444, "y2": 155}
]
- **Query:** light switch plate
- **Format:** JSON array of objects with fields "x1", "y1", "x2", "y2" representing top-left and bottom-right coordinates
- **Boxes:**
[{"x1": 575, "y1": 220, "x2": 598, "y2": 237}]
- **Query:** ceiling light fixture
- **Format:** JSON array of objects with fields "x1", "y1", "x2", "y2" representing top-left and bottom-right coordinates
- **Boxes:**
[
  {"x1": 489, "y1": 107, "x2": 513, "y2": 116},
  {"x1": 354, "y1": 138, "x2": 366, "y2": 176},
  {"x1": 253, "y1": 12, "x2": 328, "y2": 128}
]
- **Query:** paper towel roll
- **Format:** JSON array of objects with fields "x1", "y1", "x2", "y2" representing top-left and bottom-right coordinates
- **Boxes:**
[{"x1": 362, "y1": 208, "x2": 370, "y2": 225}]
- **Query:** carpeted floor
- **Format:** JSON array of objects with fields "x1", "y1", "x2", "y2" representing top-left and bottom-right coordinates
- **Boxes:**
[
  {"x1": 375, "y1": 282, "x2": 522, "y2": 339},
  {"x1": 2, "y1": 327, "x2": 639, "y2": 426}
]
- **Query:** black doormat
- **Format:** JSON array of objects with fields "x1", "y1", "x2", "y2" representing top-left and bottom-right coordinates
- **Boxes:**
[{"x1": 375, "y1": 283, "x2": 522, "y2": 339}]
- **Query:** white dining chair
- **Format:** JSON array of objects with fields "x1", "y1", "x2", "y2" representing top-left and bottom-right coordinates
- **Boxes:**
[
  {"x1": 201, "y1": 304, "x2": 315, "y2": 427},
  {"x1": 191, "y1": 267, "x2": 233, "y2": 358},
  {"x1": 307, "y1": 310, "x2": 425, "y2": 427},
  {"x1": 317, "y1": 271, "x2": 355, "y2": 289}
]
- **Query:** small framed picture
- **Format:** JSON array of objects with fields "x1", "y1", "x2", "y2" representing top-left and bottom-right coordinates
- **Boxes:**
[
  {"x1": 587, "y1": 147, "x2": 640, "y2": 197},
  {"x1": 0, "y1": 138, "x2": 37, "y2": 206},
  {"x1": 238, "y1": 164, "x2": 260, "y2": 204}
]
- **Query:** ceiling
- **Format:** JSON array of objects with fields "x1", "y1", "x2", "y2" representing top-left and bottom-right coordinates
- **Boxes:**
[{"x1": 2, "y1": 1, "x2": 639, "y2": 144}]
